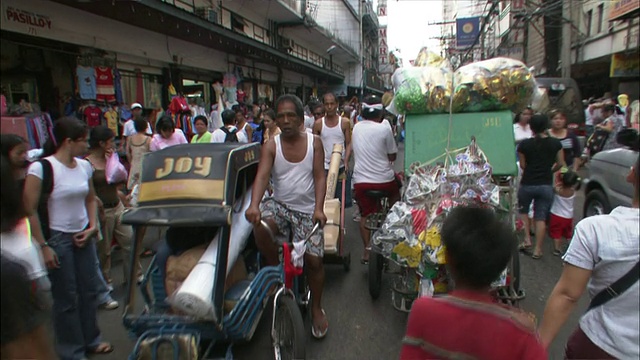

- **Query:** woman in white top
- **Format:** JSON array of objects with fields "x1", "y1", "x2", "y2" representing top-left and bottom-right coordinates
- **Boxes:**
[
  {"x1": 1, "y1": 155, "x2": 57, "y2": 360},
  {"x1": 23, "y1": 117, "x2": 113, "y2": 359},
  {"x1": 513, "y1": 107, "x2": 534, "y2": 144}
]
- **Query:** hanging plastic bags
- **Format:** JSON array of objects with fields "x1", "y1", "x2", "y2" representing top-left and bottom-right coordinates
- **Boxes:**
[{"x1": 105, "y1": 151, "x2": 128, "y2": 184}]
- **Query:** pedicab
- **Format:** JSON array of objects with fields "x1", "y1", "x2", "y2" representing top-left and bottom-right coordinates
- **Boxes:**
[
  {"x1": 121, "y1": 143, "x2": 309, "y2": 360},
  {"x1": 368, "y1": 114, "x2": 525, "y2": 310}
]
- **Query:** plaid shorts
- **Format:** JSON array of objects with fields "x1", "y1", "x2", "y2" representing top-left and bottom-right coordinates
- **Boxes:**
[{"x1": 260, "y1": 197, "x2": 324, "y2": 257}]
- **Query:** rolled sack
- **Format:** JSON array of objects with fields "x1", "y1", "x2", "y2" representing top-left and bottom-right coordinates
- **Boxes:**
[
  {"x1": 324, "y1": 143, "x2": 344, "y2": 253},
  {"x1": 326, "y1": 143, "x2": 344, "y2": 200},
  {"x1": 168, "y1": 188, "x2": 254, "y2": 322}
]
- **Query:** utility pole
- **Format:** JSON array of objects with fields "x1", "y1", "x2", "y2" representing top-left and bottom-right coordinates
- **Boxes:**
[{"x1": 560, "y1": 0, "x2": 572, "y2": 78}]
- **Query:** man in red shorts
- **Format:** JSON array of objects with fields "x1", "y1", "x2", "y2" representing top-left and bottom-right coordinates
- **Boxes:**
[{"x1": 350, "y1": 95, "x2": 400, "y2": 264}]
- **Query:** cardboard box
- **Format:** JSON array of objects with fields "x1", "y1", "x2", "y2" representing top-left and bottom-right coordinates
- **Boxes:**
[{"x1": 323, "y1": 198, "x2": 342, "y2": 253}]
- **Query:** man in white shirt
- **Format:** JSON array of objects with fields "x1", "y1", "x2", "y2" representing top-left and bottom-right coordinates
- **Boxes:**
[
  {"x1": 210, "y1": 109, "x2": 248, "y2": 143},
  {"x1": 313, "y1": 93, "x2": 352, "y2": 201},
  {"x1": 121, "y1": 103, "x2": 152, "y2": 151},
  {"x1": 122, "y1": 103, "x2": 152, "y2": 137},
  {"x1": 245, "y1": 94, "x2": 328, "y2": 339},
  {"x1": 350, "y1": 95, "x2": 400, "y2": 264},
  {"x1": 539, "y1": 154, "x2": 639, "y2": 359}
]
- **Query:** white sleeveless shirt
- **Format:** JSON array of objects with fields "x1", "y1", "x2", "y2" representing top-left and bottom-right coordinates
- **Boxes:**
[
  {"x1": 272, "y1": 133, "x2": 316, "y2": 214},
  {"x1": 320, "y1": 117, "x2": 345, "y2": 170}
]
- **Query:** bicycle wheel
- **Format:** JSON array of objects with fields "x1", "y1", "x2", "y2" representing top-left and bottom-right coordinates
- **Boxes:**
[
  {"x1": 368, "y1": 252, "x2": 383, "y2": 300},
  {"x1": 273, "y1": 295, "x2": 306, "y2": 360}
]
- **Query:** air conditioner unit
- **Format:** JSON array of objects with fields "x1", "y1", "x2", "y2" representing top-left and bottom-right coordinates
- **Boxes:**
[
  {"x1": 195, "y1": 7, "x2": 219, "y2": 24},
  {"x1": 281, "y1": 37, "x2": 295, "y2": 51}
]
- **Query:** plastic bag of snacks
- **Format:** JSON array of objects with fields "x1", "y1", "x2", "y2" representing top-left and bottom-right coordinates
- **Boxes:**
[
  {"x1": 391, "y1": 48, "x2": 453, "y2": 115},
  {"x1": 451, "y1": 57, "x2": 535, "y2": 113},
  {"x1": 392, "y1": 66, "x2": 453, "y2": 115}
]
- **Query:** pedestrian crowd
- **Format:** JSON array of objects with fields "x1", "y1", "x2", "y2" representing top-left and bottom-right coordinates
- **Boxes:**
[{"x1": 1, "y1": 90, "x2": 637, "y2": 360}]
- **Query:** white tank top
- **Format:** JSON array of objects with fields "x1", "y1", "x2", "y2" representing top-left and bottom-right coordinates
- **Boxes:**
[
  {"x1": 272, "y1": 133, "x2": 316, "y2": 214},
  {"x1": 321, "y1": 117, "x2": 345, "y2": 170},
  {"x1": 550, "y1": 193, "x2": 575, "y2": 219}
]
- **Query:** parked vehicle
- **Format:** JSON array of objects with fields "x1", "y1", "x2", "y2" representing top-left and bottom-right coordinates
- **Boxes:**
[{"x1": 583, "y1": 129, "x2": 639, "y2": 217}]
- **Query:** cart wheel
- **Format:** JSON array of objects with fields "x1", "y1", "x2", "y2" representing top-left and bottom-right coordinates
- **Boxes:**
[
  {"x1": 343, "y1": 253, "x2": 351, "y2": 272},
  {"x1": 273, "y1": 295, "x2": 306, "y2": 360},
  {"x1": 368, "y1": 253, "x2": 383, "y2": 300}
]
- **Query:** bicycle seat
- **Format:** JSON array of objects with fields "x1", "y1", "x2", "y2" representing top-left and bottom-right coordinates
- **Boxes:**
[{"x1": 365, "y1": 190, "x2": 389, "y2": 200}]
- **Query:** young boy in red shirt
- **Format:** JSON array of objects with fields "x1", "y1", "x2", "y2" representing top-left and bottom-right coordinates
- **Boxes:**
[{"x1": 400, "y1": 207, "x2": 547, "y2": 360}]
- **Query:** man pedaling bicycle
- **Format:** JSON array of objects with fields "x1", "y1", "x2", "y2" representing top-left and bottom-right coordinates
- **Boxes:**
[
  {"x1": 348, "y1": 95, "x2": 401, "y2": 265},
  {"x1": 245, "y1": 94, "x2": 329, "y2": 339}
]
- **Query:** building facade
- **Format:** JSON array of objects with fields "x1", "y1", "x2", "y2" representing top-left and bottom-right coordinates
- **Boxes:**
[{"x1": 1, "y1": 0, "x2": 376, "y2": 116}]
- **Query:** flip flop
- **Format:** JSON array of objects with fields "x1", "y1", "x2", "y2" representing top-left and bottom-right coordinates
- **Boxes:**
[
  {"x1": 360, "y1": 258, "x2": 369, "y2": 265},
  {"x1": 518, "y1": 244, "x2": 532, "y2": 251},
  {"x1": 140, "y1": 248, "x2": 155, "y2": 258},
  {"x1": 88, "y1": 342, "x2": 114, "y2": 355},
  {"x1": 311, "y1": 309, "x2": 328, "y2": 339},
  {"x1": 553, "y1": 249, "x2": 563, "y2": 256},
  {"x1": 531, "y1": 253, "x2": 543, "y2": 260}
]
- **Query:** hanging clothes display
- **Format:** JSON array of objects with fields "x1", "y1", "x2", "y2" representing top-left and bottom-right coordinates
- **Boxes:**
[
  {"x1": 7, "y1": 113, "x2": 55, "y2": 149},
  {"x1": 169, "y1": 95, "x2": 189, "y2": 115},
  {"x1": 95, "y1": 66, "x2": 116, "y2": 103},
  {"x1": 76, "y1": 65, "x2": 97, "y2": 100}
]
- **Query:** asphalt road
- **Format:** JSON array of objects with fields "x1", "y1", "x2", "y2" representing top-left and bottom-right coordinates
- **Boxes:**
[{"x1": 95, "y1": 144, "x2": 588, "y2": 360}]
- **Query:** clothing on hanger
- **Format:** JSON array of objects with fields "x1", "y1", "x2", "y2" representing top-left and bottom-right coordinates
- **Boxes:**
[
  {"x1": 95, "y1": 66, "x2": 116, "y2": 103},
  {"x1": 76, "y1": 65, "x2": 97, "y2": 100},
  {"x1": 84, "y1": 104, "x2": 102, "y2": 127}
]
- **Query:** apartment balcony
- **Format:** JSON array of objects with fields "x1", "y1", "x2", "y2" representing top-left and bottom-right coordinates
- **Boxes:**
[
  {"x1": 362, "y1": 0, "x2": 379, "y2": 31},
  {"x1": 52, "y1": 0, "x2": 344, "y2": 81}
]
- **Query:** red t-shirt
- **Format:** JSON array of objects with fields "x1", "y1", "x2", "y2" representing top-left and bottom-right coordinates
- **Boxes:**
[
  {"x1": 84, "y1": 106, "x2": 102, "y2": 128},
  {"x1": 400, "y1": 290, "x2": 547, "y2": 360}
]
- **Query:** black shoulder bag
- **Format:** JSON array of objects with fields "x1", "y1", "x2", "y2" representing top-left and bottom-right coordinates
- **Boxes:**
[{"x1": 587, "y1": 261, "x2": 640, "y2": 312}]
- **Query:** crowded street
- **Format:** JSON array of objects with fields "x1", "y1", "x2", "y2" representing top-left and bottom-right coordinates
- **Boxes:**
[
  {"x1": 91, "y1": 144, "x2": 589, "y2": 360},
  {"x1": 1, "y1": 1, "x2": 639, "y2": 360}
]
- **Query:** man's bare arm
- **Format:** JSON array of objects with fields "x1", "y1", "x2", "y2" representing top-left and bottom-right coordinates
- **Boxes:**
[
  {"x1": 312, "y1": 135, "x2": 327, "y2": 212},
  {"x1": 342, "y1": 118, "x2": 352, "y2": 168},
  {"x1": 312, "y1": 119, "x2": 322, "y2": 136}
]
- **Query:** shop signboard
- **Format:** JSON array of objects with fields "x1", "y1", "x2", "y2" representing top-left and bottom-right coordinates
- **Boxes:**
[
  {"x1": 497, "y1": 46, "x2": 524, "y2": 61},
  {"x1": 610, "y1": 52, "x2": 640, "y2": 78},
  {"x1": 2, "y1": 4, "x2": 52, "y2": 36},
  {"x1": 456, "y1": 17, "x2": 480, "y2": 49},
  {"x1": 609, "y1": 0, "x2": 640, "y2": 21}
]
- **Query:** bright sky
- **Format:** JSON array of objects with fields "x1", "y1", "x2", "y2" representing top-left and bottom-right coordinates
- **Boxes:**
[{"x1": 382, "y1": 0, "x2": 443, "y2": 64}]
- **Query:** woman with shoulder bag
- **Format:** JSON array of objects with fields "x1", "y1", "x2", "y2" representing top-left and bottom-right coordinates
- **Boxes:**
[
  {"x1": 539, "y1": 155, "x2": 640, "y2": 359},
  {"x1": 23, "y1": 117, "x2": 113, "y2": 360}
]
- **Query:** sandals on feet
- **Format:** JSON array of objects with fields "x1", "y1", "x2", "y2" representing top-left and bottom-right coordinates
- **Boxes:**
[
  {"x1": 531, "y1": 253, "x2": 543, "y2": 260},
  {"x1": 360, "y1": 258, "x2": 369, "y2": 265},
  {"x1": 88, "y1": 342, "x2": 114, "y2": 355},
  {"x1": 553, "y1": 249, "x2": 563, "y2": 256},
  {"x1": 311, "y1": 309, "x2": 328, "y2": 339}
]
